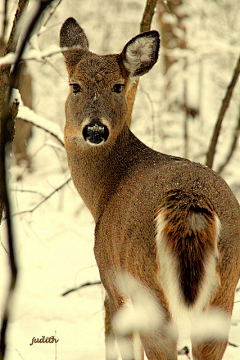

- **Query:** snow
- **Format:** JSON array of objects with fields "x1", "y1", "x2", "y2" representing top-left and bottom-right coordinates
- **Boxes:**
[
  {"x1": 113, "y1": 272, "x2": 164, "y2": 336},
  {"x1": 1, "y1": 0, "x2": 240, "y2": 359},
  {"x1": 0, "y1": 46, "x2": 63, "y2": 66},
  {"x1": 17, "y1": 105, "x2": 64, "y2": 146},
  {"x1": 1, "y1": 157, "x2": 104, "y2": 360}
]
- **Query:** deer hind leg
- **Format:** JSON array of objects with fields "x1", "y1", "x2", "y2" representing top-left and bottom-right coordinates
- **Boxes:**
[
  {"x1": 192, "y1": 339, "x2": 228, "y2": 360},
  {"x1": 191, "y1": 264, "x2": 239, "y2": 360},
  {"x1": 140, "y1": 327, "x2": 178, "y2": 360}
]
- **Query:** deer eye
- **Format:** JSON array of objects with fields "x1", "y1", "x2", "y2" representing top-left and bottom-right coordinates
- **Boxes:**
[
  {"x1": 112, "y1": 84, "x2": 125, "y2": 94},
  {"x1": 70, "y1": 83, "x2": 82, "y2": 94}
]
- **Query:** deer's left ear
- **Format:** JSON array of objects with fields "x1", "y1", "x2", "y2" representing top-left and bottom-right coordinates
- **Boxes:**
[{"x1": 121, "y1": 31, "x2": 160, "y2": 77}]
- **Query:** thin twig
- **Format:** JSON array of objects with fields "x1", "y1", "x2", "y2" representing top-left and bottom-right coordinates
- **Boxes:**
[
  {"x1": 0, "y1": 44, "x2": 90, "y2": 66},
  {"x1": 9, "y1": 178, "x2": 71, "y2": 218},
  {"x1": 15, "y1": 349, "x2": 25, "y2": 360},
  {"x1": 43, "y1": 0, "x2": 63, "y2": 28},
  {"x1": 205, "y1": 55, "x2": 240, "y2": 168},
  {"x1": 162, "y1": 0, "x2": 173, "y2": 16},
  {"x1": 228, "y1": 342, "x2": 238, "y2": 348},
  {"x1": 0, "y1": 239, "x2": 9, "y2": 255},
  {"x1": 62, "y1": 280, "x2": 101, "y2": 296},
  {"x1": 10, "y1": 188, "x2": 45, "y2": 197},
  {"x1": 217, "y1": 104, "x2": 240, "y2": 174}
]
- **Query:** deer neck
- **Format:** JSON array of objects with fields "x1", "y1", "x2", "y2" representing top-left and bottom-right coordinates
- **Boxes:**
[{"x1": 65, "y1": 123, "x2": 144, "y2": 222}]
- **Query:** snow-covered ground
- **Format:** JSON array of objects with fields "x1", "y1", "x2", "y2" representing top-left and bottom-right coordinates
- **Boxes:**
[{"x1": 1, "y1": 0, "x2": 240, "y2": 359}]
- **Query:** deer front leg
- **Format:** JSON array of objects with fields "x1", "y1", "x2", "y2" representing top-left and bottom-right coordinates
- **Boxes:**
[{"x1": 105, "y1": 290, "x2": 144, "y2": 360}]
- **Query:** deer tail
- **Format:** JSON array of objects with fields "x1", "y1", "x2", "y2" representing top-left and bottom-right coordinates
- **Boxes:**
[{"x1": 155, "y1": 189, "x2": 220, "y2": 318}]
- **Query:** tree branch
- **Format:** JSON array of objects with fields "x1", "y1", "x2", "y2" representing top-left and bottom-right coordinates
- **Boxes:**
[
  {"x1": 205, "y1": 55, "x2": 240, "y2": 169},
  {"x1": 140, "y1": 0, "x2": 158, "y2": 33},
  {"x1": 216, "y1": 104, "x2": 240, "y2": 174},
  {"x1": 3, "y1": 0, "x2": 30, "y2": 56},
  {"x1": 17, "y1": 104, "x2": 65, "y2": 147},
  {"x1": 0, "y1": 0, "x2": 8, "y2": 47},
  {"x1": 0, "y1": 1, "x2": 54, "y2": 358},
  {"x1": 42, "y1": 0, "x2": 63, "y2": 28},
  {"x1": 9, "y1": 178, "x2": 71, "y2": 219},
  {"x1": 21, "y1": 118, "x2": 65, "y2": 147},
  {"x1": 62, "y1": 280, "x2": 101, "y2": 297},
  {"x1": 126, "y1": 0, "x2": 158, "y2": 127}
]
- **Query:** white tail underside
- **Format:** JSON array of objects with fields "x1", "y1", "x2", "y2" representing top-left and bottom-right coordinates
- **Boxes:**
[{"x1": 155, "y1": 210, "x2": 222, "y2": 351}]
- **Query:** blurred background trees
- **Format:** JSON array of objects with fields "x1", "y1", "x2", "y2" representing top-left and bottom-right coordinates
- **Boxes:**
[
  {"x1": 1, "y1": 0, "x2": 240, "y2": 188},
  {"x1": 0, "y1": 1, "x2": 240, "y2": 358}
]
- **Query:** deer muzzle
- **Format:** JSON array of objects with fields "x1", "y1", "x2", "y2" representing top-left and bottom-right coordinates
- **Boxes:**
[{"x1": 82, "y1": 121, "x2": 109, "y2": 145}]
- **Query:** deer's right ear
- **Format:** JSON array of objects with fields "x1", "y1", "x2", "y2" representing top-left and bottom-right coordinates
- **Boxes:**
[
  {"x1": 121, "y1": 31, "x2": 160, "y2": 78},
  {"x1": 60, "y1": 17, "x2": 89, "y2": 73}
]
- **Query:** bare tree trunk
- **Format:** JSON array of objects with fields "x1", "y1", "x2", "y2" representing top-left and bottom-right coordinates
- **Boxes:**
[
  {"x1": 0, "y1": 1, "x2": 54, "y2": 358},
  {"x1": 0, "y1": 0, "x2": 29, "y2": 221},
  {"x1": 156, "y1": 1, "x2": 195, "y2": 157},
  {"x1": 12, "y1": 63, "x2": 33, "y2": 165},
  {"x1": 216, "y1": 104, "x2": 240, "y2": 175},
  {"x1": 157, "y1": 0, "x2": 187, "y2": 75},
  {"x1": 183, "y1": 57, "x2": 189, "y2": 158},
  {"x1": 205, "y1": 55, "x2": 240, "y2": 169},
  {"x1": 126, "y1": 0, "x2": 158, "y2": 127}
]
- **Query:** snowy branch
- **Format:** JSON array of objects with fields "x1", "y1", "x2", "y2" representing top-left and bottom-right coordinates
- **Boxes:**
[
  {"x1": 0, "y1": 44, "x2": 90, "y2": 66},
  {"x1": 17, "y1": 104, "x2": 65, "y2": 147},
  {"x1": 0, "y1": 45, "x2": 62, "y2": 66},
  {"x1": 10, "y1": 89, "x2": 64, "y2": 146}
]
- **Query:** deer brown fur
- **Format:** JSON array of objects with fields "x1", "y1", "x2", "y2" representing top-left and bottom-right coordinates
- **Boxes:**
[{"x1": 60, "y1": 17, "x2": 240, "y2": 360}]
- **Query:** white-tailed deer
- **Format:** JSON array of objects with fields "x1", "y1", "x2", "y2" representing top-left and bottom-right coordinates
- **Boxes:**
[{"x1": 60, "y1": 18, "x2": 240, "y2": 360}]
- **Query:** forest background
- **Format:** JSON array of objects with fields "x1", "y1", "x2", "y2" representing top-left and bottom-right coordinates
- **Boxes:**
[{"x1": 0, "y1": 0, "x2": 240, "y2": 359}]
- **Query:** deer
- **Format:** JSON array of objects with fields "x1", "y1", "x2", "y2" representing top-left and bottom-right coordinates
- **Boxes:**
[{"x1": 60, "y1": 17, "x2": 240, "y2": 360}]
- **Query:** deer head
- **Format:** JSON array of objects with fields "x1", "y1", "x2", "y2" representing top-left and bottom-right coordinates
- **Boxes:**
[{"x1": 60, "y1": 17, "x2": 160, "y2": 148}]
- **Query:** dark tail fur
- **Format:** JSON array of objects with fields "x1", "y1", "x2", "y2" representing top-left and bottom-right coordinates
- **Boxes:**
[{"x1": 156, "y1": 189, "x2": 220, "y2": 308}]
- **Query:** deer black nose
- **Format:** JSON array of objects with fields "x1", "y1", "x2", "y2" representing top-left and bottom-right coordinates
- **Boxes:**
[{"x1": 83, "y1": 121, "x2": 109, "y2": 145}]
